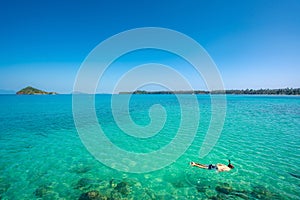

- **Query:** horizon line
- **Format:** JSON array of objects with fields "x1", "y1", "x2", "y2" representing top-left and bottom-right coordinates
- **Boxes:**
[{"x1": 1, "y1": 87, "x2": 299, "y2": 95}]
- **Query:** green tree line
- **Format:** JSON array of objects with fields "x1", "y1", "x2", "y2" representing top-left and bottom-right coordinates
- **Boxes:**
[{"x1": 120, "y1": 88, "x2": 300, "y2": 95}]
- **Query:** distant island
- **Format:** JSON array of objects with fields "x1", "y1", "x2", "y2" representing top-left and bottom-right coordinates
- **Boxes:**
[
  {"x1": 16, "y1": 86, "x2": 57, "y2": 95},
  {"x1": 120, "y1": 88, "x2": 300, "y2": 95}
]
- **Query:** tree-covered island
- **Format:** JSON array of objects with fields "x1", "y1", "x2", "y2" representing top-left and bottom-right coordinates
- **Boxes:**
[
  {"x1": 16, "y1": 86, "x2": 57, "y2": 95},
  {"x1": 119, "y1": 88, "x2": 300, "y2": 95}
]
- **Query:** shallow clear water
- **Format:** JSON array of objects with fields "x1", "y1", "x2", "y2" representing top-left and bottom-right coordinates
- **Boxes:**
[{"x1": 0, "y1": 94, "x2": 299, "y2": 199}]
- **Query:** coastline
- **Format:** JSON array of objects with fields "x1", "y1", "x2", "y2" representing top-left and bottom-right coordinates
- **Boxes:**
[{"x1": 119, "y1": 88, "x2": 300, "y2": 95}]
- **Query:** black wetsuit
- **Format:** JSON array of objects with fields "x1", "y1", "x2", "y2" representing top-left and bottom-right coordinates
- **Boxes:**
[{"x1": 208, "y1": 164, "x2": 218, "y2": 170}]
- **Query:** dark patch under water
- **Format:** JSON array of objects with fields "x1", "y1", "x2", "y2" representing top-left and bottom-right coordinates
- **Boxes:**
[
  {"x1": 0, "y1": 171, "x2": 288, "y2": 200},
  {"x1": 288, "y1": 172, "x2": 300, "y2": 179},
  {"x1": 0, "y1": 178, "x2": 10, "y2": 199},
  {"x1": 34, "y1": 184, "x2": 53, "y2": 198},
  {"x1": 73, "y1": 177, "x2": 285, "y2": 200}
]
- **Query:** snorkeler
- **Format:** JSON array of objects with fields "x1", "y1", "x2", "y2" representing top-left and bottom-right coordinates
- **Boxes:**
[{"x1": 190, "y1": 160, "x2": 234, "y2": 172}]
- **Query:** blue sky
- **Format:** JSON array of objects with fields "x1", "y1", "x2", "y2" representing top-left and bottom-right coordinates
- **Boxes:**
[{"x1": 0, "y1": 0, "x2": 299, "y2": 93}]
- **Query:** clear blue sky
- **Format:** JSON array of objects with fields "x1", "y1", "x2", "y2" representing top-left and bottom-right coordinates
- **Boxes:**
[{"x1": 0, "y1": 0, "x2": 299, "y2": 93}]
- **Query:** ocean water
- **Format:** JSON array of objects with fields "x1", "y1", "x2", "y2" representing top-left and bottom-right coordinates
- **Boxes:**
[{"x1": 0, "y1": 94, "x2": 299, "y2": 199}]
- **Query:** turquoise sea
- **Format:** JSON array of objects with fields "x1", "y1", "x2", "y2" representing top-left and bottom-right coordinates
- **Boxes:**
[{"x1": 0, "y1": 94, "x2": 299, "y2": 199}]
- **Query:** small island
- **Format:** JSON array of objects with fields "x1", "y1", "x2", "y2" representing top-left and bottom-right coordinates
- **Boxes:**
[{"x1": 16, "y1": 86, "x2": 57, "y2": 95}]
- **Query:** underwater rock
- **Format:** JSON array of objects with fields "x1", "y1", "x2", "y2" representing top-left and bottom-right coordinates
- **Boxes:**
[
  {"x1": 76, "y1": 178, "x2": 95, "y2": 190},
  {"x1": 97, "y1": 180, "x2": 110, "y2": 190},
  {"x1": 234, "y1": 192, "x2": 249, "y2": 199},
  {"x1": 79, "y1": 190, "x2": 107, "y2": 200},
  {"x1": 109, "y1": 179, "x2": 118, "y2": 188},
  {"x1": 75, "y1": 178, "x2": 109, "y2": 192},
  {"x1": 114, "y1": 181, "x2": 130, "y2": 196},
  {"x1": 231, "y1": 190, "x2": 250, "y2": 199},
  {"x1": 123, "y1": 177, "x2": 142, "y2": 188},
  {"x1": 251, "y1": 185, "x2": 278, "y2": 199},
  {"x1": 196, "y1": 185, "x2": 207, "y2": 193},
  {"x1": 212, "y1": 183, "x2": 249, "y2": 199},
  {"x1": 215, "y1": 183, "x2": 233, "y2": 195},
  {"x1": 205, "y1": 188, "x2": 217, "y2": 199},
  {"x1": 34, "y1": 184, "x2": 51, "y2": 198},
  {"x1": 210, "y1": 193, "x2": 228, "y2": 200},
  {"x1": 110, "y1": 190, "x2": 122, "y2": 200},
  {"x1": 145, "y1": 188, "x2": 156, "y2": 199}
]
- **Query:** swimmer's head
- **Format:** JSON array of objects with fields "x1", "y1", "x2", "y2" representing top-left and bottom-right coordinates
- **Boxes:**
[
  {"x1": 228, "y1": 160, "x2": 234, "y2": 169},
  {"x1": 228, "y1": 163, "x2": 234, "y2": 169}
]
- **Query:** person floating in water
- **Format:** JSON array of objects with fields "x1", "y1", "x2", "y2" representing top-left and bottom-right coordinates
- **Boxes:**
[{"x1": 190, "y1": 160, "x2": 234, "y2": 172}]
